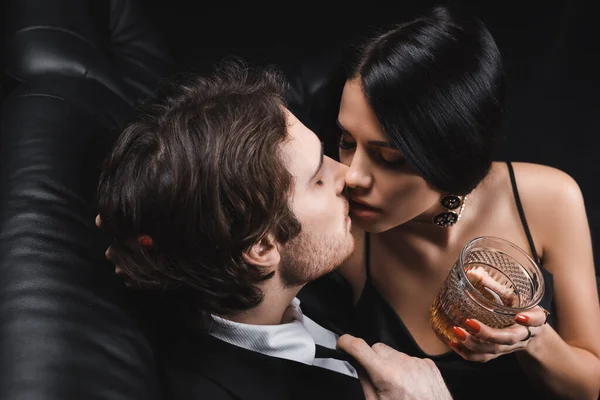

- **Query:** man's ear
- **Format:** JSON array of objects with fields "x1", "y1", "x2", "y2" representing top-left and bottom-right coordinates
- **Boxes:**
[{"x1": 242, "y1": 234, "x2": 280, "y2": 268}]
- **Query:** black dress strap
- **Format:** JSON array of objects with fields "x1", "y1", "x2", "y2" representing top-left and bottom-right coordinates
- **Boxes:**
[
  {"x1": 506, "y1": 161, "x2": 541, "y2": 264},
  {"x1": 365, "y1": 232, "x2": 372, "y2": 281}
]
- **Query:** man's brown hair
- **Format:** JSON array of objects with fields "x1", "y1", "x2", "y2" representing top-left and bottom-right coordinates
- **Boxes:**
[{"x1": 97, "y1": 60, "x2": 301, "y2": 316}]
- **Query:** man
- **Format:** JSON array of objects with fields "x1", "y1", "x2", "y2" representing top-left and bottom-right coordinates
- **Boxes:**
[{"x1": 97, "y1": 60, "x2": 450, "y2": 399}]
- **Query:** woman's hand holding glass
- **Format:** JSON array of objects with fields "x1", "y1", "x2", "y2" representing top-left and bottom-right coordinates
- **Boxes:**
[{"x1": 449, "y1": 306, "x2": 550, "y2": 362}]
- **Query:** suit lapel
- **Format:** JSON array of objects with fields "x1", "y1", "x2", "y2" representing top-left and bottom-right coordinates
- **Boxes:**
[{"x1": 162, "y1": 332, "x2": 365, "y2": 400}]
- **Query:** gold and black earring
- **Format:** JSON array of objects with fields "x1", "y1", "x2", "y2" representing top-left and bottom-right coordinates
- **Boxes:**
[{"x1": 432, "y1": 195, "x2": 467, "y2": 227}]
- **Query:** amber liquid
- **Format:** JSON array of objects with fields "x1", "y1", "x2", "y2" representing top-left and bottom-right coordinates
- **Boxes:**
[
  {"x1": 430, "y1": 289, "x2": 463, "y2": 346},
  {"x1": 430, "y1": 262, "x2": 518, "y2": 346}
]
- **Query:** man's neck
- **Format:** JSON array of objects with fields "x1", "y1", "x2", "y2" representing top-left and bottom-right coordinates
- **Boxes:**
[{"x1": 225, "y1": 283, "x2": 303, "y2": 326}]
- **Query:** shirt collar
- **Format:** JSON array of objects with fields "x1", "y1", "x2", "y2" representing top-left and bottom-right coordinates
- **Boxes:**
[{"x1": 207, "y1": 298, "x2": 316, "y2": 365}]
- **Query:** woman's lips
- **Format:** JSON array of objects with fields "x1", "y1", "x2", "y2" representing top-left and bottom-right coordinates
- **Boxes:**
[{"x1": 349, "y1": 200, "x2": 381, "y2": 219}]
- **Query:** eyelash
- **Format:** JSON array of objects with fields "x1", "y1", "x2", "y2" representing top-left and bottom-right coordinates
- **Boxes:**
[
  {"x1": 339, "y1": 138, "x2": 405, "y2": 167},
  {"x1": 339, "y1": 138, "x2": 354, "y2": 150}
]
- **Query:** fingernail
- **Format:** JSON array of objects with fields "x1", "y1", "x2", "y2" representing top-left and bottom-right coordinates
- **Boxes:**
[
  {"x1": 449, "y1": 340, "x2": 461, "y2": 350},
  {"x1": 452, "y1": 326, "x2": 467, "y2": 341},
  {"x1": 138, "y1": 236, "x2": 153, "y2": 248},
  {"x1": 464, "y1": 319, "x2": 481, "y2": 333},
  {"x1": 516, "y1": 314, "x2": 529, "y2": 324}
]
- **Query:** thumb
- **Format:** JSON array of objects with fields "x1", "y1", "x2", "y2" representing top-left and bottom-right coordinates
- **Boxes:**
[{"x1": 337, "y1": 334, "x2": 382, "y2": 377}]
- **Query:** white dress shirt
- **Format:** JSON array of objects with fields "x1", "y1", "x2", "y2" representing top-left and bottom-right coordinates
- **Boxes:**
[{"x1": 208, "y1": 297, "x2": 358, "y2": 378}]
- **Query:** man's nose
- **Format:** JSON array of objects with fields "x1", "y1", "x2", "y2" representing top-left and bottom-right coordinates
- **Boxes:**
[{"x1": 331, "y1": 158, "x2": 349, "y2": 194}]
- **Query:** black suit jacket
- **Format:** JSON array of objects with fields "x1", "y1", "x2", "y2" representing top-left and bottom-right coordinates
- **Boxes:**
[{"x1": 158, "y1": 331, "x2": 365, "y2": 400}]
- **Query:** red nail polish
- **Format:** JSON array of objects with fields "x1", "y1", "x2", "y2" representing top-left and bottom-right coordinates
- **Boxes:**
[
  {"x1": 516, "y1": 315, "x2": 529, "y2": 324},
  {"x1": 452, "y1": 326, "x2": 467, "y2": 341},
  {"x1": 464, "y1": 319, "x2": 481, "y2": 333},
  {"x1": 139, "y1": 236, "x2": 153, "y2": 248},
  {"x1": 449, "y1": 340, "x2": 461, "y2": 350}
]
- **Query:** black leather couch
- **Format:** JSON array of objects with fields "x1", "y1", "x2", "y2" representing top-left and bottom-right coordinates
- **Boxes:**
[
  {"x1": 1, "y1": 1, "x2": 598, "y2": 399},
  {"x1": 0, "y1": 1, "x2": 173, "y2": 398}
]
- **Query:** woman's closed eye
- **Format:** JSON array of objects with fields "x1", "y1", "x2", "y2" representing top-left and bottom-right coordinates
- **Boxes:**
[
  {"x1": 339, "y1": 136, "x2": 355, "y2": 150},
  {"x1": 339, "y1": 136, "x2": 405, "y2": 168},
  {"x1": 376, "y1": 148, "x2": 406, "y2": 167}
]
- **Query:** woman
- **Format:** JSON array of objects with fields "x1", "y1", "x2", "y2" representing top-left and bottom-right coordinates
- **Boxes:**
[{"x1": 333, "y1": 5, "x2": 600, "y2": 400}]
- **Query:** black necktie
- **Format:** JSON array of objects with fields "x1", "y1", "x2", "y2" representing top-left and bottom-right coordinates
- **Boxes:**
[{"x1": 314, "y1": 344, "x2": 354, "y2": 362}]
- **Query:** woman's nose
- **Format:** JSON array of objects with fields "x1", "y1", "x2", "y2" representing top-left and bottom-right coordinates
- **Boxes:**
[{"x1": 344, "y1": 152, "x2": 373, "y2": 189}]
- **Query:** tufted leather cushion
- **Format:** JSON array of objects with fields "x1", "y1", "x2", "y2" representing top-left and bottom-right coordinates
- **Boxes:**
[
  {"x1": 3, "y1": 0, "x2": 173, "y2": 106},
  {"x1": 0, "y1": 0, "x2": 173, "y2": 398}
]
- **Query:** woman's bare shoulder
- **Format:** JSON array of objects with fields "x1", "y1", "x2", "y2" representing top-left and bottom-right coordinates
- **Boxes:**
[
  {"x1": 485, "y1": 161, "x2": 582, "y2": 202},
  {"x1": 495, "y1": 162, "x2": 586, "y2": 250},
  {"x1": 506, "y1": 162, "x2": 583, "y2": 205}
]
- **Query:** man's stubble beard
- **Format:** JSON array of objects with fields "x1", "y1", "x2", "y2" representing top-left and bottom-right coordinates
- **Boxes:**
[{"x1": 279, "y1": 226, "x2": 354, "y2": 288}]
